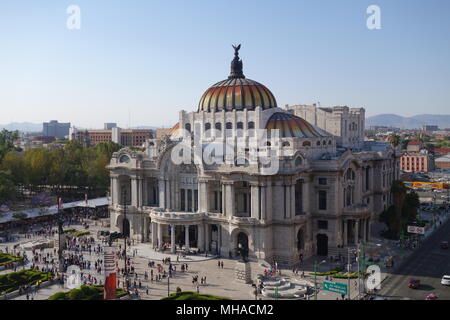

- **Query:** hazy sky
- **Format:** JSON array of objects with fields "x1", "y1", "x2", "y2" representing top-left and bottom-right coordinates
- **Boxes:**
[{"x1": 1, "y1": 0, "x2": 449, "y2": 128}]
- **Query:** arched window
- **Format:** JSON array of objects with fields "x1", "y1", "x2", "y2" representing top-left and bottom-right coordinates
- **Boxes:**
[
  {"x1": 302, "y1": 141, "x2": 311, "y2": 147},
  {"x1": 282, "y1": 141, "x2": 290, "y2": 147},
  {"x1": 204, "y1": 122, "x2": 211, "y2": 137},
  {"x1": 248, "y1": 121, "x2": 255, "y2": 129},
  {"x1": 226, "y1": 122, "x2": 233, "y2": 137},
  {"x1": 316, "y1": 141, "x2": 321, "y2": 146},
  {"x1": 295, "y1": 157, "x2": 303, "y2": 166},
  {"x1": 215, "y1": 122, "x2": 222, "y2": 134},
  {"x1": 328, "y1": 140, "x2": 332, "y2": 145},
  {"x1": 185, "y1": 123, "x2": 191, "y2": 132},
  {"x1": 236, "y1": 122, "x2": 243, "y2": 137}
]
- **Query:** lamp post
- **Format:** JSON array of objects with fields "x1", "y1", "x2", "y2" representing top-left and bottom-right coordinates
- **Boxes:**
[
  {"x1": 57, "y1": 198, "x2": 64, "y2": 273},
  {"x1": 167, "y1": 275, "x2": 170, "y2": 297},
  {"x1": 122, "y1": 188, "x2": 129, "y2": 293},
  {"x1": 313, "y1": 260, "x2": 326, "y2": 300}
]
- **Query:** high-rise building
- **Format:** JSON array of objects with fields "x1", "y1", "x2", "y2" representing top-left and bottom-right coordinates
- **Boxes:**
[{"x1": 43, "y1": 120, "x2": 70, "y2": 138}]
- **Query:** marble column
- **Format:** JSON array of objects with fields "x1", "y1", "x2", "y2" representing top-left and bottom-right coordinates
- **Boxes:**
[
  {"x1": 170, "y1": 225, "x2": 176, "y2": 253},
  {"x1": 354, "y1": 219, "x2": 359, "y2": 245},
  {"x1": 131, "y1": 177, "x2": 138, "y2": 207},
  {"x1": 158, "y1": 179, "x2": 166, "y2": 209},
  {"x1": 260, "y1": 185, "x2": 266, "y2": 220},
  {"x1": 250, "y1": 183, "x2": 260, "y2": 220},
  {"x1": 197, "y1": 224, "x2": 204, "y2": 251},
  {"x1": 113, "y1": 177, "x2": 121, "y2": 205},
  {"x1": 157, "y1": 223, "x2": 162, "y2": 248},
  {"x1": 204, "y1": 224, "x2": 210, "y2": 252},
  {"x1": 199, "y1": 179, "x2": 209, "y2": 212},
  {"x1": 221, "y1": 183, "x2": 226, "y2": 215},
  {"x1": 151, "y1": 222, "x2": 157, "y2": 246},
  {"x1": 224, "y1": 182, "x2": 235, "y2": 218},
  {"x1": 185, "y1": 225, "x2": 190, "y2": 250}
]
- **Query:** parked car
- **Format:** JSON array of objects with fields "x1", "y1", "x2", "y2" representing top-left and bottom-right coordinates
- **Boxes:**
[
  {"x1": 408, "y1": 279, "x2": 421, "y2": 289},
  {"x1": 440, "y1": 241, "x2": 449, "y2": 249},
  {"x1": 425, "y1": 293, "x2": 438, "y2": 300},
  {"x1": 441, "y1": 275, "x2": 450, "y2": 286}
]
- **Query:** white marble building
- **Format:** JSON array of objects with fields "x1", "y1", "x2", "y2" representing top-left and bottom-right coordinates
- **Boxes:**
[{"x1": 107, "y1": 48, "x2": 399, "y2": 265}]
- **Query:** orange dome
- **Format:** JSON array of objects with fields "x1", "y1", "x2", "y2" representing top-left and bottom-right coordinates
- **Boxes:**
[{"x1": 197, "y1": 45, "x2": 277, "y2": 112}]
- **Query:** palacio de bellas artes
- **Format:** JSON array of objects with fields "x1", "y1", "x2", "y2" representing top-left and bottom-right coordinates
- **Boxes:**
[{"x1": 107, "y1": 46, "x2": 398, "y2": 266}]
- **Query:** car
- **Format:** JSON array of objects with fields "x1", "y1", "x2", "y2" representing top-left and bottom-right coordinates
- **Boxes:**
[
  {"x1": 425, "y1": 293, "x2": 438, "y2": 300},
  {"x1": 408, "y1": 279, "x2": 421, "y2": 289},
  {"x1": 441, "y1": 275, "x2": 450, "y2": 286},
  {"x1": 440, "y1": 241, "x2": 449, "y2": 249}
]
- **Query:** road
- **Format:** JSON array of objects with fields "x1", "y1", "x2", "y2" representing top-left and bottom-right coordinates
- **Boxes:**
[{"x1": 379, "y1": 217, "x2": 450, "y2": 300}]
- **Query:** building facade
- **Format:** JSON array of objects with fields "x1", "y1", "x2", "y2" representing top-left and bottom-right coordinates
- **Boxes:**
[
  {"x1": 70, "y1": 127, "x2": 153, "y2": 147},
  {"x1": 400, "y1": 152, "x2": 435, "y2": 173},
  {"x1": 107, "y1": 48, "x2": 398, "y2": 265},
  {"x1": 43, "y1": 120, "x2": 70, "y2": 138}
]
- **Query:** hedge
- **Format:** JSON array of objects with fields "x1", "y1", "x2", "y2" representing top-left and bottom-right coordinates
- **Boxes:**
[
  {"x1": 0, "y1": 252, "x2": 24, "y2": 266},
  {"x1": 0, "y1": 269, "x2": 54, "y2": 294},
  {"x1": 48, "y1": 285, "x2": 126, "y2": 300},
  {"x1": 309, "y1": 268, "x2": 343, "y2": 276}
]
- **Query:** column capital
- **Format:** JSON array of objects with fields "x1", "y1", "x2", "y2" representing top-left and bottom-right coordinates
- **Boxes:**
[{"x1": 221, "y1": 180, "x2": 234, "y2": 186}]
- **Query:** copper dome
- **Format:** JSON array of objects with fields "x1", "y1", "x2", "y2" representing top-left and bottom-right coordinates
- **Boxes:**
[{"x1": 197, "y1": 45, "x2": 277, "y2": 112}]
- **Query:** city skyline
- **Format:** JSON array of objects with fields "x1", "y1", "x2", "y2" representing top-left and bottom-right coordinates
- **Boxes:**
[{"x1": 1, "y1": 0, "x2": 449, "y2": 128}]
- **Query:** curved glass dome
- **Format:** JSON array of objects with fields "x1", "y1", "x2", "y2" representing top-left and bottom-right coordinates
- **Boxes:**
[
  {"x1": 265, "y1": 112, "x2": 331, "y2": 138},
  {"x1": 197, "y1": 45, "x2": 277, "y2": 112}
]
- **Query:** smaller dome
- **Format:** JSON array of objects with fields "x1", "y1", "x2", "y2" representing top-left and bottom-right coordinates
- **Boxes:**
[
  {"x1": 168, "y1": 122, "x2": 181, "y2": 140},
  {"x1": 265, "y1": 112, "x2": 331, "y2": 138}
]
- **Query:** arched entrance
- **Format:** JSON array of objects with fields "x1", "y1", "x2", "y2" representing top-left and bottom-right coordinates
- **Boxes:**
[
  {"x1": 297, "y1": 229, "x2": 305, "y2": 251},
  {"x1": 236, "y1": 232, "x2": 249, "y2": 260},
  {"x1": 316, "y1": 234, "x2": 328, "y2": 256}
]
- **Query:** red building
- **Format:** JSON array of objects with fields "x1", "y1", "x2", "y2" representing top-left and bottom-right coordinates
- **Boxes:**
[{"x1": 400, "y1": 153, "x2": 434, "y2": 173}]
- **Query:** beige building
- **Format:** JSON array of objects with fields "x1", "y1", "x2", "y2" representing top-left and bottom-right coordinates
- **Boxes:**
[{"x1": 107, "y1": 49, "x2": 398, "y2": 265}]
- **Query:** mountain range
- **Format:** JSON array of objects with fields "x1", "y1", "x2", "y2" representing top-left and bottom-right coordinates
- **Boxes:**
[
  {"x1": 2, "y1": 114, "x2": 450, "y2": 133},
  {"x1": 366, "y1": 114, "x2": 450, "y2": 129},
  {"x1": 0, "y1": 122, "x2": 43, "y2": 133}
]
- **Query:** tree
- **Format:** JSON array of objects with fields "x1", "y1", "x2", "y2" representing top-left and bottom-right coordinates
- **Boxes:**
[
  {"x1": 0, "y1": 170, "x2": 16, "y2": 202},
  {"x1": 387, "y1": 134, "x2": 400, "y2": 148}
]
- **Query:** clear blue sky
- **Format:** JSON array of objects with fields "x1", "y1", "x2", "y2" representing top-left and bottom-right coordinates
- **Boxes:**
[{"x1": 1, "y1": 0, "x2": 449, "y2": 128}]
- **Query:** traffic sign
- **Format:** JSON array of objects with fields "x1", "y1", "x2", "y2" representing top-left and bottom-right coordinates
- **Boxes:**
[{"x1": 322, "y1": 281, "x2": 348, "y2": 295}]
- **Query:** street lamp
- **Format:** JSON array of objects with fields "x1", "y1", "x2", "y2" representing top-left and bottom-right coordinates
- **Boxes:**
[
  {"x1": 167, "y1": 275, "x2": 170, "y2": 297},
  {"x1": 313, "y1": 260, "x2": 326, "y2": 300}
]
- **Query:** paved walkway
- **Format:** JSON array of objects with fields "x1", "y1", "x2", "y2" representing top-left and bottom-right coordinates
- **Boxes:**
[{"x1": 131, "y1": 243, "x2": 218, "y2": 263}]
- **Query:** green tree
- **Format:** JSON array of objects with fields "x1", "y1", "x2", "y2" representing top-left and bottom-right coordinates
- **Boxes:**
[
  {"x1": 0, "y1": 170, "x2": 16, "y2": 201},
  {"x1": 387, "y1": 134, "x2": 401, "y2": 148}
]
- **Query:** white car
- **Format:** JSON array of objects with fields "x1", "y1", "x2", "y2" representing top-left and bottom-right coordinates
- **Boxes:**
[{"x1": 441, "y1": 275, "x2": 450, "y2": 286}]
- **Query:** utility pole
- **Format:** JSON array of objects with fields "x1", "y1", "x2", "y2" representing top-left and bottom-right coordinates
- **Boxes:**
[
  {"x1": 167, "y1": 275, "x2": 170, "y2": 297},
  {"x1": 122, "y1": 188, "x2": 129, "y2": 292},
  {"x1": 347, "y1": 248, "x2": 351, "y2": 300},
  {"x1": 57, "y1": 198, "x2": 64, "y2": 273}
]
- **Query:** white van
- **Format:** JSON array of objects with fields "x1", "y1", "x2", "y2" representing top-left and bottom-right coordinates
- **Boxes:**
[{"x1": 441, "y1": 275, "x2": 450, "y2": 286}]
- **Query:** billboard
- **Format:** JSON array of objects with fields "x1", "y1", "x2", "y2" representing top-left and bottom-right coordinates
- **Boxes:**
[
  {"x1": 403, "y1": 181, "x2": 449, "y2": 190},
  {"x1": 104, "y1": 246, "x2": 117, "y2": 300},
  {"x1": 407, "y1": 225, "x2": 425, "y2": 235}
]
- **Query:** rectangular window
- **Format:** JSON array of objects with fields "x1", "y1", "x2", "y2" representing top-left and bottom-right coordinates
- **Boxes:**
[
  {"x1": 319, "y1": 190, "x2": 327, "y2": 210},
  {"x1": 318, "y1": 220, "x2": 328, "y2": 230},
  {"x1": 214, "y1": 191, "x2": 218, "y2": 211},
  {"x1": 187, "y1": 189, "x2": 192, "y2": 212},
  {"x1": 194, "y1": 190, "x2": 198, "y2": 212},
  {"x1": 318, "y1": 178, "x2": 327, "y2": 185},
  {"x1": 180, "y1": 189, "x2": 186, "y2": 211}
]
